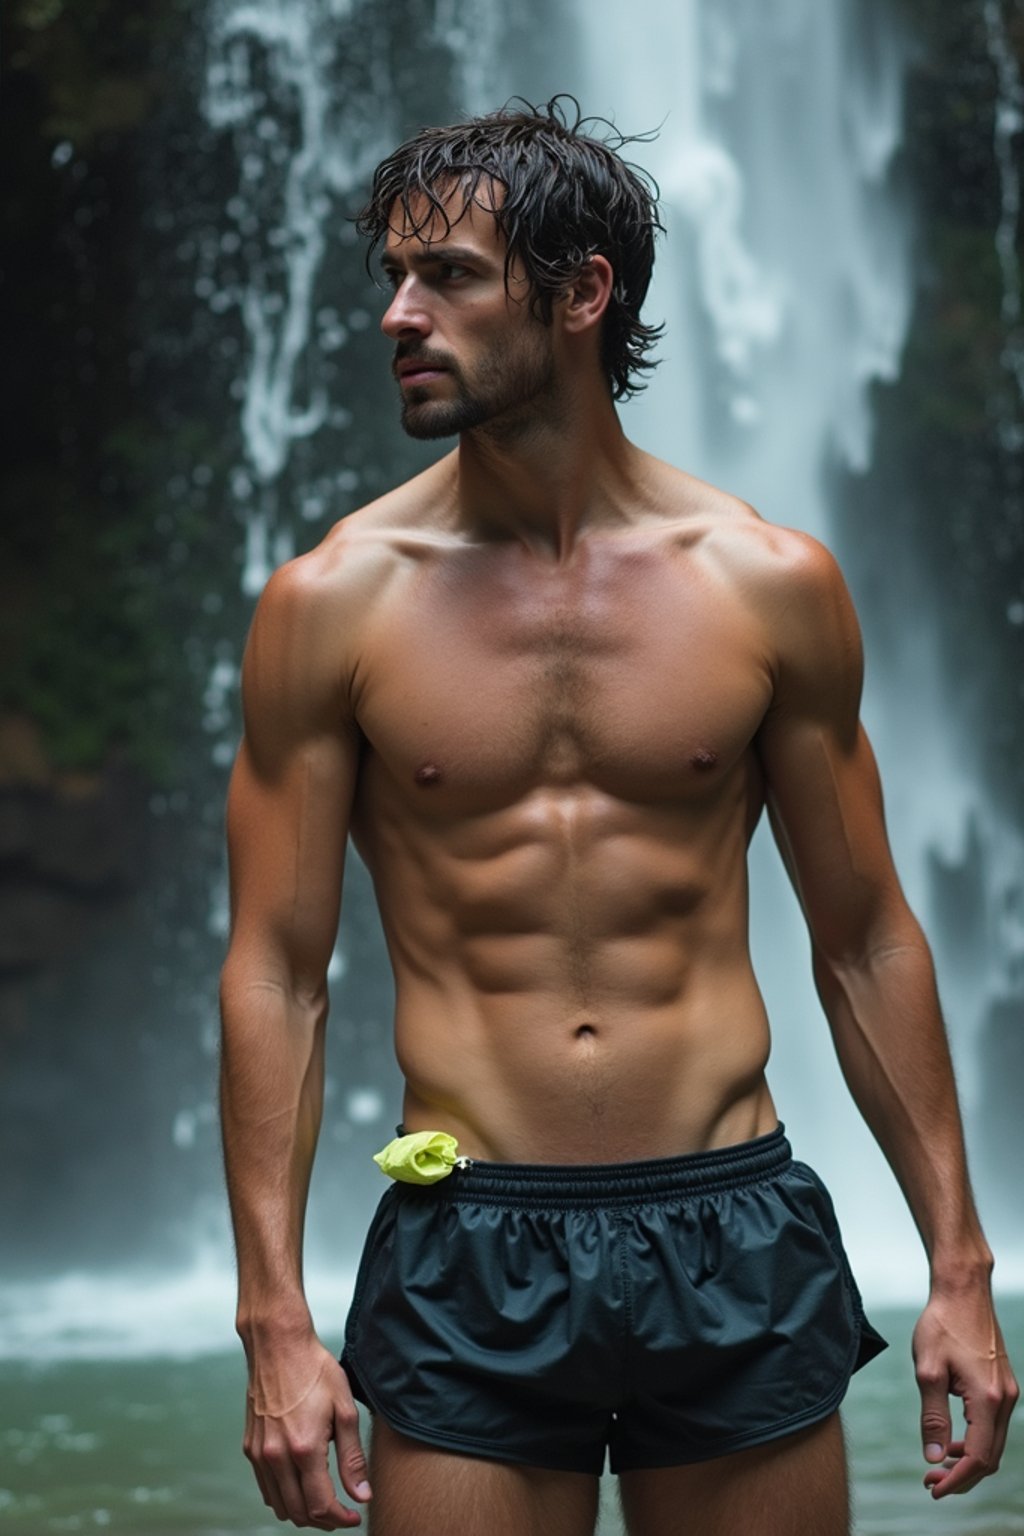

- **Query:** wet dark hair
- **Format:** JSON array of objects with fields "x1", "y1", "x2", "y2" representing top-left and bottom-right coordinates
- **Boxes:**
[{"x1": 355, "y1": 95, "x2": 665, "y2": 400}]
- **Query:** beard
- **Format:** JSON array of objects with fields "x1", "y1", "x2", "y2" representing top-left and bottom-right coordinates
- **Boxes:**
[{"x1": 397, "y1": 328, "x2": 557, "y2": 442}]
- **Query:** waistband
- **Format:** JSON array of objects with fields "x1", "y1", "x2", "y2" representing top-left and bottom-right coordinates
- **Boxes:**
[{"x1": 424, "y1": 1124, "x2": 792, "y2": 1210}]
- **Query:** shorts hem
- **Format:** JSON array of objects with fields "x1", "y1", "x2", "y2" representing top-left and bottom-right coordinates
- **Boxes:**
[
  {"x1": 341, "y1": 1349, "x2": 605, "y2": 1474},
  {"x1": 610, "y1": 1371, "x2": 853, "y2": 1472},
  {"x1": 344, "y1": 1346, "x2": 858, "y2": 1477}
]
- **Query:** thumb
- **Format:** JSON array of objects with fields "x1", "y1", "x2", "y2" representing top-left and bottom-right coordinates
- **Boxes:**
[
  {"x1": 334, "y1": 1391, "x2": 372, "y2": 1504},
  {"x1": 918, "y1": 1366, "x2": 952, "y2": 1464}
]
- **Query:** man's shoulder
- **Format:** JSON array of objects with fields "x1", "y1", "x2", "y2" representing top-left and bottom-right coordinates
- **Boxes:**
[
  {"x1": 261, "y1": 454, "x2": 458, "y2": 621},
  {"x1": 242, "y1": 458, "x2": 459, "y2": 723},
  {"x1": 646, "y1": 457, "x2": 844, "y2": 597},
  {"x1": 709, "y1": 514, "x2": 846, "y2": 603},
  {"x1": 704, "y1": 512, "x2": 862, "y2": 698}
]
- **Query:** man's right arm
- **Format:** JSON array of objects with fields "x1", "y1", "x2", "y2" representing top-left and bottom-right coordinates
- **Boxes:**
[{"x1": 219, "y1": 556, "x2": 371, "y2": 1529}]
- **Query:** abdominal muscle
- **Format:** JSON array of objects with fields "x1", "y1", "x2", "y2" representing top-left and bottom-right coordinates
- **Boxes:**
[{"x1": 356, "y1": 781, "x2": 779, "y2": 1166}]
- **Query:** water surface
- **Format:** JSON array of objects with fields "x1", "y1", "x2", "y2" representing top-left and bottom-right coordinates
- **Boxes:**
[{"x1": 1, "y1": 1299, "x2": 1020, "y2": 1534}]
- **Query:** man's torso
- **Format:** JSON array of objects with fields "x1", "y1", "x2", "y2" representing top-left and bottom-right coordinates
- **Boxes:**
[{"x1": 308, "y1": 449, "x2": 810, "y2": 1163}]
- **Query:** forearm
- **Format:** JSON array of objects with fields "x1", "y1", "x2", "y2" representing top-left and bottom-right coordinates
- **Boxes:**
[
  {"x1": 814, "y1": 921, "x2": 992, "y2": 1283},
  {"x1": 219, "y1": 959, "x2": 328, "y2": 1342}
]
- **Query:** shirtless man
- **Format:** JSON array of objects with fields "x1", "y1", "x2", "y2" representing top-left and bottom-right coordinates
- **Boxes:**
[{"x1": 219, "y1": 99, "x2": 1017, "y2": 1535}]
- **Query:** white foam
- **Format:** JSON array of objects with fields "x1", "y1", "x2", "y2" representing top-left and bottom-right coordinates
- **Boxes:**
[
  {"x1": 4, "y1": 1249, "x2": 1019, "y2": 1364},
  {"x1": 0, "y1": 1262, "x2": 356, "y2": 1363}
]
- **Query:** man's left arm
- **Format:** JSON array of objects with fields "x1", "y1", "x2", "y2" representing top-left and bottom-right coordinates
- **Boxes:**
[{"x1": 754, "y1": 532, "x2": 1018, "y2": 1499}]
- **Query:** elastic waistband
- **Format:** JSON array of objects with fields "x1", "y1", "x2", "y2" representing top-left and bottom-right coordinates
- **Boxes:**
[{"x1": 429, "y1": 1125, "x2": 792, "y2": 1210}]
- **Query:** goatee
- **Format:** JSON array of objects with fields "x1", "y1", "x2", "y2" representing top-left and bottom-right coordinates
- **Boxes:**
[{"x1": 397, "y1": 335, "x2": 557, "y2": 442}]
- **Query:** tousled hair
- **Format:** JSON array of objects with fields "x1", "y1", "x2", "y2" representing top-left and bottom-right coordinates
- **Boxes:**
[{"x1": 355, "y1": 95, "x2": 665, "y2": 400}]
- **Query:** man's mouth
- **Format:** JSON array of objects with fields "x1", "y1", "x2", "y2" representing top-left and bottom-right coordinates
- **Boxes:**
[{"x1": 396, "y1": 359, "x2": 449, "y2": 385}]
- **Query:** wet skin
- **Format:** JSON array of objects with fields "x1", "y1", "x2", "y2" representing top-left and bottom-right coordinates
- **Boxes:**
[
  {"x1": 344, "y1": 470, "x2": 782, "y2": 1164},
  {"x1": 335, "y1": 192, "x2": 786, "y2": 1163}
]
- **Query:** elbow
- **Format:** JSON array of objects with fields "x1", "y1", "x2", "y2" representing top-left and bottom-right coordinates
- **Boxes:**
[
  {"x1": 811, "y1": 919, "x2": 936, "y2": 1030},
  {"x1": 811, "y1": 886, "x2": 930, "y2": 971},
  {"x1": 219, "y1": 947, "x2": 328, "y2": 1026},
  {"x1": 810, "y1": 902, "x2": 932, "y2": 991}
]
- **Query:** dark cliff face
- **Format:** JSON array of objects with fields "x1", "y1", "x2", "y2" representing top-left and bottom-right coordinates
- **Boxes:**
[
  {"x1": 0, "y1": 726, "x2": 150, "y2": 978},
  {"x1": 848, "y1": 0, "x2": 1024, "y2": 1254},
  {"x1": 840, "y1": 0, "x2": 1024, "y2": 825},
  {"x1": 1, "y1": 0, "x2": 551, "y2": 1272},
  {"x1": 1, "y1": 1, "x2": 1020, "y2": 1272},
  {"x1": 4, "y1": 0, "x2": 1018, "y2": 845}
]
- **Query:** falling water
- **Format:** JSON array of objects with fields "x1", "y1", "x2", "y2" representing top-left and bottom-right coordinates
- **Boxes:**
[
  {"x1": 202, "y1": 0, "x2": 397, "y2": 591},
  {"x1": 535, "y1": 0, "x2": 928, "y2": 1295},
  {"x1": 192, "y1": 0, "x2": 1024, "y2": 1305},
  {"x1": 7, "y1": 0, "x2": 1022, "y2": 1365},
  {"x1": 550, "y1": 0, "x2": 1023, "y2": 1289},
  {"x1": 984, "y1": 0, "x2": 1024, "y2": 413}
]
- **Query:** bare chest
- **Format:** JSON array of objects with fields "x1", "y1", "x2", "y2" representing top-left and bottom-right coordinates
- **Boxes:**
[{"x1": 353, "y1": 543, "x2": 773, "y2": 808}]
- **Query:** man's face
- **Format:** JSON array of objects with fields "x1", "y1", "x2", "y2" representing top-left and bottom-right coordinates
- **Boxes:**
[{"x1": 379, "y1": 185, "x2": 556, "y2": 441}]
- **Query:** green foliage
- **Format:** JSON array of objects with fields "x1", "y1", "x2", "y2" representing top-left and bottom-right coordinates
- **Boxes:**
[
  {"x1": 8, "y1": 0, "x2": 176, "y2": 144},
  {"x1": 2, "y1": 429, "x2": 208, "y2": 783},
  {"x1": 899, "y1": 226, "x2": 1007, "y2": 440},
  {"x1": 2, "y1": 0, "x2": 221, "y2": 784}
]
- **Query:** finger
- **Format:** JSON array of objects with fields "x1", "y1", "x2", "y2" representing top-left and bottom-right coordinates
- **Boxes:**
[
  {"x1": 926, "y1": 1454, "x2": 987, "y2": 1498},
  {"x1": 930, "y1": 1383, "x2": 1006, "y2": 1499},
  {"x1": 250, "y1": 1458, "x2": 279, "y2": 1517},
  {"x1": 916, "y1": 1363, "x2": 952, "y2": 1466},
  {"x1": 989, "y1": 1367, "x2": 1019, "y2": 1473},
  {"x1": 264, "y1": 1441, "x2": 322, "y2": 1526},
  {"x1": 922, "y1": 1439, "x2": 964, "y2": 1493},
  {"x1": 333, "y1": 1397, "x2": 373, "y2": 1507},
  {"x1": 256, "y1": 1458, "x2": 293, "y2": 1521},
  {"x1": 925, "y1": 1422, "x2": 993, "y2": 1499},
  {"x1": 246, "y1": 1419, "x2": 290, "y2": 1521},
  {"x1": 295, "y1": 1442, "x2": 363, "y2": 1531}
]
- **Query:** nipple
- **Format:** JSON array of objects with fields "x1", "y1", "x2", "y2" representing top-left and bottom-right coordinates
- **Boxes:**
[
  {"x1": 414, "y1": 761, "x2": 443, "y2": 787},
  {"x1": 690, "y1": 747, "x2": 718, "y2": 772}
]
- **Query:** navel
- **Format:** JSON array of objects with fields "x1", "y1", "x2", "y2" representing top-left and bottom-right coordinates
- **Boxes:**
[
  {"x1": 690, "y1": 747, "x2": 718, "y2": 772},
  {"x1": 413, "y1": 761, "x2": 443, "y2": 787}
]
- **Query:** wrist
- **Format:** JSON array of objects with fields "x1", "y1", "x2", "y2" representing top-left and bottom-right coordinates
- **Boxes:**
[
  {"x1": 927, "y1": 1245, "x2": 994, "y2": 1297},
  {"x1": 236, "y1": 1298, "x2": 315, "y2": 1351}
]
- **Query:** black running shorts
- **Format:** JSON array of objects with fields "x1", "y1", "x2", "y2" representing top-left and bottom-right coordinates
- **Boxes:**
[{"x1": 340, "y1": 1125, "x2": 886, "y2": 1474}]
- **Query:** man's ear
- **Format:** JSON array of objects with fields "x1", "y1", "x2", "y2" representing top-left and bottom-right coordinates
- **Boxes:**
[{"x1": 560, "y1": 254, "x2": 614, "y2": 335}]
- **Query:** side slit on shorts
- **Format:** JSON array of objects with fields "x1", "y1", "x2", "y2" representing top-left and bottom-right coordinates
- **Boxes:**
[{"x1": 341, "y1": 1124, "x2": 887, "y2": 1474}]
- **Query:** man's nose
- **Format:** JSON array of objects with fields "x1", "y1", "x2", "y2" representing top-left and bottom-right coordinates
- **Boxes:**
[{"x1": 381, "y1": 277, "x2": 431, "y2": 340}]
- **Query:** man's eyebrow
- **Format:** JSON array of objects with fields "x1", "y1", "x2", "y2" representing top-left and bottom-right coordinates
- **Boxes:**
[{"x1": 380, "y1": 244, "x2": 489, "y2": 271}]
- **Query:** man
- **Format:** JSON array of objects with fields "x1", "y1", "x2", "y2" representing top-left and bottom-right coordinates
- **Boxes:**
[{"x1": 219, "y1": 98, "x2": 1016, "y2": 1535}]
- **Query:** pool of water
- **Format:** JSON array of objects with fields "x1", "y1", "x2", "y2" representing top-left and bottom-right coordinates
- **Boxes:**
[{"x1": 1, "y1": 1299, "x2": 1020, "y2": 1534}]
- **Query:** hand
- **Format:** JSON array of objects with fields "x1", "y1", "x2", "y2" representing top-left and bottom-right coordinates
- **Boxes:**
[
  {"x1": 243, "y1": 1335, "x2": 372, "y2": 1528},
  {"x1": 912, "y1": 1284, "x2": 1018, "y2": 1498}
]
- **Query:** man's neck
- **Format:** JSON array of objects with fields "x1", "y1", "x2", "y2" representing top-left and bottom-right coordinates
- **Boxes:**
[{"x1": 453, "y1": 387, "x2": 641, "y2": 561}]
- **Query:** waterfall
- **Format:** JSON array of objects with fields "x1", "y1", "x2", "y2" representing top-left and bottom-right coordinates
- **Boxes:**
[
  {"x1": 7, "y1": 0, "x2": 1021, "y2": 1364},
  {"x1": 190, "y1": 0, "x2": 1024, "y2": 1304},
  {"x1": 202, "y1": 0, "x2": 509, "y2": 593},
  {"x1": 203, "y1": 0, "x2": 396, "y2": 592},
  {"x1": 524, "y1": 0, "x2": 1023, "y2": 1294},
  {"x1": 519, "y1": 0, "x2": 925, "y2": 1294}
]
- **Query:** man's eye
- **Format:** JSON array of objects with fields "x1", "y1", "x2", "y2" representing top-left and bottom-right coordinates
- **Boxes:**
[{"x1": 438, "y1": 263, "x2": 469, "y2": 281}]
